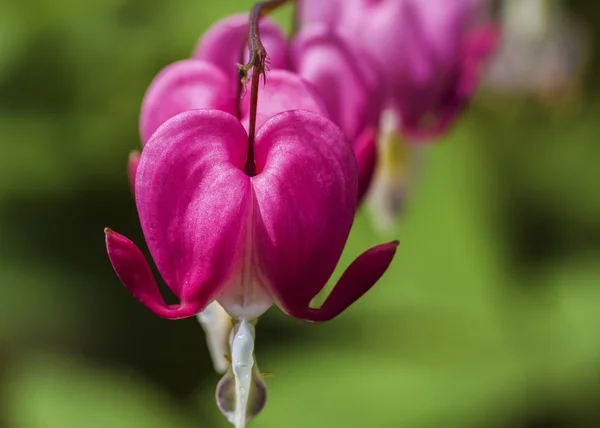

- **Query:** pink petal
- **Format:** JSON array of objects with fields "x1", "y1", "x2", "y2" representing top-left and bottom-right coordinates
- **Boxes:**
[
  {"x1": 291, "y1": 25, "x2": 382, "y2": 142},
  {"x1": 139, "y1": 59, "x2": 235, "y2": 144},
  {"x1": 193, "y1": 14, "x2": 287, "y2": 92},
  {"x1": 298, "y1": 0, "x2": 346, "y2": 28},
  {"x1": 397, "y1": 22, "x2": 500, "y2": 142},
  {"x1": 285, "y1": 241, "x2": 399, "y2": 322},
  {"x1": 136, "y1": 109, "x2": 251, "y2": 304},
  {"x1": 352, "y1": 127, "x2": 377, "y2": 203},
  {"x1": 239, "y1": 69, "x2": 329, "y2": 132},
  {"x1": 128, "y1": 150, "x2": 140, "y2": 193},
  {"x1": 251, "y1": 110, "x2": 358, "y2": 315},
  {"x1": 105, "y1": 228, "x2": 205, "y2": 319}
]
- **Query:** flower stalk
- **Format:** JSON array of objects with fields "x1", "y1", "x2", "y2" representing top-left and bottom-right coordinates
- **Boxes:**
[{"x1": 239, "y1": 0, "x2": 293, "y2": 176}]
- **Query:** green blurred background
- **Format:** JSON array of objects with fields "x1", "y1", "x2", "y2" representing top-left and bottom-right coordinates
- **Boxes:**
[{"x1": 1, "y1": 0, "x2": 600, "y2": 427}]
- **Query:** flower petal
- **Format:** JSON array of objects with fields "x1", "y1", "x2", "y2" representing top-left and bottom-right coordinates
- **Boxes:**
[
  {"x1": 193, "y1": 14, "x2": 287, "y2": 92},
  {"x1": 396, "y1": 22, "x2": 500, "y2": 142},
  {"x1": 298, "y1": 0, "x2": 346, "y2": 28},
  {"x1": 105, "y1": 228, "x2": 204, "y2": 319},
  {"x1": 291, "y1": 25, "x2": 382, "y2": 142},
  {"x1": 136, "y1": 109, "x2": 251, "y2": 304},
  {"x1": 352, "y1": 127, "x2": 377, "y2": 203},
  {"x1": 139, "y1": 59, "x2": 235, "y2": 144},
  {"x1": 286, "y1": 241, "x2": 399, "y2": 322},
  {"x1": 239, "y1": 69, "x2": 329, "y2": 132},
  {"x1": 251, "y1": 110, "x2": 358, "y2": 314}
]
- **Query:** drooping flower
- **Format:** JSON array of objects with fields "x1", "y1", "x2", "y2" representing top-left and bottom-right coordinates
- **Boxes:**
[
  {"x1": 298, "y1": 0, "x2": 499, "y2": 142},
  {"x1": 106, "y1": 8, "x2": 399, "y2": 425},
  {"x1": 106, "y1": 107, "x2": 397, "y2": 426},
  {"x1": 128, "y1": 12, "x2": 380, "y2": 380},
  {"x1": 107, "y1": 108, "x2": 397, "y2": 320}
]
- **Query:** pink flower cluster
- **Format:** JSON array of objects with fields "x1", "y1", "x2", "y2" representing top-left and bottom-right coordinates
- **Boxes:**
[
  {"x1": 104, "y1": 1, "x2": 498, "y2": 425},
  {"x1": 107, "y1": 12, "x2": 399, "y2": 322}
]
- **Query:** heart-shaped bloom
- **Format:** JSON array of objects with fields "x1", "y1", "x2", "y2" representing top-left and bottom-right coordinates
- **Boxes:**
[
  {"x1": 299, "y1": 0, "x2": 499, "y2": 142},
  {"x1": 108, "y1": 13, "x2": 397, "y2": 322},
  {"x1": 108, "y1": 9, "x2": 398, "y2": 426},
  {"x1": 106, "y1": 107, "x2": 397, "y2": 321}
]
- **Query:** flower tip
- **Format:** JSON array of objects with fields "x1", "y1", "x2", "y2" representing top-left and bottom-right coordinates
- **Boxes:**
[
  {"x1": 104, "y1": 227, "x2": 114, "y2": 235},
  {"x1": 128, "y1": 150, "x2": 141, "y2": 161}
]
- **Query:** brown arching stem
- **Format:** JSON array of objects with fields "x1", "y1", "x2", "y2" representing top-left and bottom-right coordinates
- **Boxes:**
[{"x1": 240, "y1": 0, "x2": 293, "y2": 177}]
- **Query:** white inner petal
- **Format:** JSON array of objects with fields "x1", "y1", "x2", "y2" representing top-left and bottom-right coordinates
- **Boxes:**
[{"x1": 218, "y1": 191, "x2": 273, "y2": 319}]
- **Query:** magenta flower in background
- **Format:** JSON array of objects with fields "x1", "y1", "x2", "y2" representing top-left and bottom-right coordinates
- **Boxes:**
[
  {"x1": 299, "y1": 0, "x2": 499, "y2": 142},
  {"x1": 290, "y1": 24, "x2": 383, "y2": 200}
]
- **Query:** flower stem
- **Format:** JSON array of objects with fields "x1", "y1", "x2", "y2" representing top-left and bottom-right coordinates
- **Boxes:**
[{"x1": 240, "y1": 0, "x2": 293, "y2": 177}]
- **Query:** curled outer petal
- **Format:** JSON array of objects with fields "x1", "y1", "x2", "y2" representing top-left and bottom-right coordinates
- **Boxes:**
[
  {"x1": 139, "y1": 60, "x2": 235, "y2": 144},
  {"x1": 289, "y1": 241, "x2": 398, "y2": 322},
  {"x1": 131, "y1": 110, "x2": 252, "y2": 314},
  {"x1": 239, "y1": 69, "x2": 329, "y2": 132},
  {"x1": 193, "y1": 14, "x2": 287, "y2": 91},
  {"x1": 105, "y1": 228, "x2": 204, "y2": 319}
]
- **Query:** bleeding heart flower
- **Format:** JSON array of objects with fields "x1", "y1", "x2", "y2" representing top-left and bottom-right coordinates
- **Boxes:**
[
  {"x1": 108, "y1": 9, "x2": 398, "y2": 425},
  {"x1": 298, "y1": 0, "x2": 499, "y2": 142},
  {"x1": 107, "y1": 107, "x2": 397, "y2": 321}
]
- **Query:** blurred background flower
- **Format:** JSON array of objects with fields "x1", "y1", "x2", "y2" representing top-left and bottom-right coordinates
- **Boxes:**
[{"x1": 0, "y1": 0, "x2": 599, "y2": 427}]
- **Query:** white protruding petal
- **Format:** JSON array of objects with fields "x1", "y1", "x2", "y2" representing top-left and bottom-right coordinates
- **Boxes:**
[
  {"x1": 231, "y1": 319, "x2": 255, "y2": 428},
  {"x1": 367, "y1": 109, "x2": 423, "y2": 231},
  {"x1": 196, "y1": 301, "x2": 232, "y2": 373}
]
